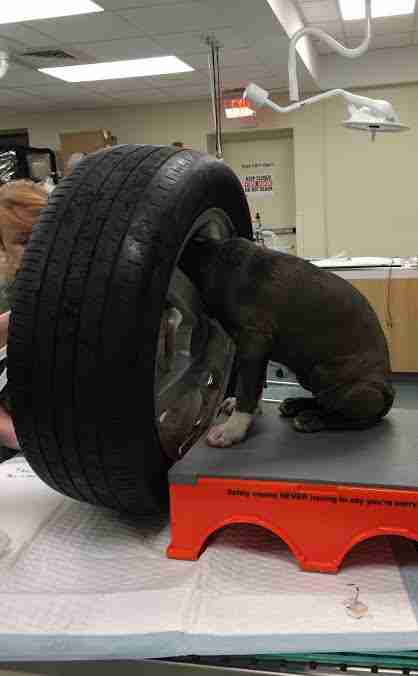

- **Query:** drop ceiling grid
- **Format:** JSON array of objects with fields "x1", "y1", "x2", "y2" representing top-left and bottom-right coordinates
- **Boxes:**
[
  {"x1": 0, "y1": 0, "x2": 281, "y2": 109},
  {"x1": 296, "y1": 0, "x2": 418, "y2": 52},
  {"x1": 0, "y1": 0, "x2": 417, "y2": 111}
]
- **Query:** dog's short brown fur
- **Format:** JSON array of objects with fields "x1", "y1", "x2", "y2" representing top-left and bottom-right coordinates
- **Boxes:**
[{"x1": 180, "y1": 237, "x2": 394, "y2": 447}]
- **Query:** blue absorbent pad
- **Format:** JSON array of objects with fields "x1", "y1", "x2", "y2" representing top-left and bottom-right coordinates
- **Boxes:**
[{"x1": 1, "y1": 456, "x2": 418, "y2": 661}]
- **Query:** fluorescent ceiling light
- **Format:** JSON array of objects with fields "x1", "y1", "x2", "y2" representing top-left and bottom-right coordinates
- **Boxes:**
[
  {"x1": 0, "y1": 0, "x2": 103, "y2": 24},
  {"x1": 39, "y1": 56, "x2": 194, "y2": 82},
  {"x1": 225, "y1": 107, "x2": 255, "y2": 118},
  {"x1": 339, "y1": 0, "x2": 416, "y2": 20}
]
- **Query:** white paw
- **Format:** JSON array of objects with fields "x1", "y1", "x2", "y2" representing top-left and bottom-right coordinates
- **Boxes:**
[
  {"x1": 206, "y1": 411, "x2": 253, "y2": 448},
  {"x1": 218, "y1": 397, "x2": 236, "y2": 416}
]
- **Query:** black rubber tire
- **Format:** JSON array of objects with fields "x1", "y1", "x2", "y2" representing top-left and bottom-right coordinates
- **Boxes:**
[{"x1": 8, "y1": 145, "x2": 252, "y2": 515}]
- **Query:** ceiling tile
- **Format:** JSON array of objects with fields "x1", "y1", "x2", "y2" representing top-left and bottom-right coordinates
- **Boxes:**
[
  {"x1": 103, "y1": 86, "x2": 167, "y2": 98},
  {"x1": 152, "y1": 27, "x2": 250, "y2": 54},
  {"x1": 69, "y1": 36, "x2": 165, "y2": 61},
  {"x1": 221, "y1": 68, "x2": 283, "y2": 92},
  {"x1": 145, "y1": 69, "x2": 207, "y2": 87},
  {"x1": 109, "y1": 93, "x2": 174, "y2": 104},
  {"x1": 344, "y1": 14, "x2": 416, "y2": 36},
  {"x1": 78, "y1": 77, "x2": 157, "y2": 92},
  {"x1": 117, "y1": 3, "x2": 229, "y2": 34},
  {"x1": 96, "y1": 0, "x2": 190, "y2": 8},
  {"x1": 0, "y1": 64, "x2": 56, "y2": 87},
  {"x1": 14, "y1": 92, "x2": 118, "y2": 111},
  {"x1": 166, "y1": 85, "x2": 211, "y2": 99},
  {"x1": 85, "y1": 0, "x2": 133, "y2": 7},
  {"x1": 220, "y1": 64, "x2": 279, "y2": 80},
  {"x1": 0, "y1": 36, "x2": 22, "y2": 52},
  {"x1": 300, "y1": 1, "x2": 340, "y2": 23},
  {"x1": 218, "y1": 47, "x2": 264, "y2": 68},
  {"x1": 23, "y1": 83, "x2": 115, "y2": 101},
  {"x1": 343, "y1": 18, "x2": 371, "y2": 37},
  {"x1": 242, "y1": 74, "x2": 287, "y2": 89},
  {"x1": 373, "y1": 31, "x2": 413, "y2": 48},
  {"x1": 106, "y1": 86, "x2": 209, "y2": 103},
  {"x1": 0, "y1": 24, "x2": 61, "y2": 48},
  {"x1": 22, "y1": 82, "x2": 86, "y2": 95},
  {"x1": 249, "y1": 12, "x2": 287, "y2": 38},
  {"x1": 0, "y1": 0, "x2": 414, "y2": 112},
  {"x1": 314, "y1": 37, "x2": 345, "y2": 53},
  {"x1": 97, "y1": 93, "x2": 175, "y2": 107},
  {"x1": 174, "y1": 52, "x2": 210, "y2": 69},
  {"x1": 28, "y1": 12, "x2": 140, "y2": 43},
  {"x1": 307, "y1": 20, "x2": 345, "y2": 39},
  {"x1": 181, "y1": 47, "x2": 263, "y2": 70},
  {"x1": 315, "y1": 41, "x2": 337, "y2": 54},
  {"x1": 347, "y1": 32, "x2": 413, "y2": 50},
  {"x1": 37, "y1": 99, "x2": 113, "y2": 110},
  {"x1": 151, "y1": 32, "x2": 210, "y2": 54},
  {"x1": 0, "y1": 88, "x2": 45, "y2": 105},
  {"x1": 223, "y1": 75, "x2": 286, "y2": 96}
]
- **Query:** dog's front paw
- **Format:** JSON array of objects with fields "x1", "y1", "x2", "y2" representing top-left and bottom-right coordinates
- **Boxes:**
[
  {"x1": 293, "y1": 410, "x2": 325, "y2": 433},
  {"x1": 207, "y1": 411, "x2": 253, "y2": 448},
  {"x1": 218, "y1": 397, "x2": 236, "y2": 416}
]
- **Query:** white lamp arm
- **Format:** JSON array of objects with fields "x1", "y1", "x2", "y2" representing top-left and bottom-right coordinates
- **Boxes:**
[
  {"x1": 244, "y1": 83, "x2": 397, "y2": 121},
  {"x1": 0, "y1": 51, "x2": 9, "y2": 79},
  {"x1": 288, "y1": 0, "x2": 372, "y2": 101}
]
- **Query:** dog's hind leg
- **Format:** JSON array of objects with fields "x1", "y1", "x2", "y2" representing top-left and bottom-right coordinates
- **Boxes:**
[
  {"x1": 279, "y1": 397, "x2": 321, "y2": 418},
  {"x1": 293, "y1": 380, "x2": 394, "y2": 432}
]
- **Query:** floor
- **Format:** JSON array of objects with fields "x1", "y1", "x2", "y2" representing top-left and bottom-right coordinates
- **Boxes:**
[
  {"x1": 264, "y1": 362, "x2": 418, "y2": 410},
  {"x1": 0, "y1": 364, "x2": 416, "y2": 675}
]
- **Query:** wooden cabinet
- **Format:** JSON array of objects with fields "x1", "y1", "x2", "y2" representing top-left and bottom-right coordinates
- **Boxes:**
[
  {"x1": 385, "y1": 278, "x2": 418, "y2": 373},
  {"x1": 347, "y1": 276, "x2": 418, "y2": 373},
  {"x1": 59, "y1": 130, "x2": 116, "y2": 175}
]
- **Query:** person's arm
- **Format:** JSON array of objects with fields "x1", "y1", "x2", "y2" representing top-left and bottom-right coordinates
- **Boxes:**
[
  {"x1": 0, "y1": 405, "x2": 19, "y2": 451},
  {"x1": 0, "y1": 310, "x2": 9, "y2": 347},
  {"x1": 0, "y1": 311, "x2": 20, "y2": 453}
]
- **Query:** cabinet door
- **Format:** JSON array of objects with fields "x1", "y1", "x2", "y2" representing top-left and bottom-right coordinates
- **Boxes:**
[
  {"x1": 386, "y1": 279, "x2": 418, "y2": 373},
  {"x1": 349, "y1": 277, "x2": 418, "y2": 373}
]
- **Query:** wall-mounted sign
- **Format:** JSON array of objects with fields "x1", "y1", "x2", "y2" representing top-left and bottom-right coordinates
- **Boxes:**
[
  {"x1": 240, "y1": 161, "x2": 275, "y2": 198},
  {"x1": 241, "y1": 173, "x2": 274, "y2": 196},
  {"x1": 224, "y1": 98, "x2": 255, "y2": 119},
  {"x1": 241, "y1": 161, "x2": 275, "y2": 169}
]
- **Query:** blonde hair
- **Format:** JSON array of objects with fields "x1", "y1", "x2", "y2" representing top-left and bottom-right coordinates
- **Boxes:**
[
  {"x1": 0, "y1": 180, "x2": 48, "y2": 247},
  {"x1": 67, "y1": 152, "x2": 86, "y2": 173}
]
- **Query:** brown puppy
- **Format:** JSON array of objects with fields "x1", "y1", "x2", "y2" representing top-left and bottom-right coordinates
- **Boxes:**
[{"x1": 180, "y1": 237, "x2": 394, "y2": 448}]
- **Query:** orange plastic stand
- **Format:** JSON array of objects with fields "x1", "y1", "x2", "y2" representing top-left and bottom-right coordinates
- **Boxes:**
[
  {"x1": 167, "y1": 408, "x2": 418, "y2": 573},
  {"x1": 167, "y1": 478, "x2": 418, "y2": 573}
]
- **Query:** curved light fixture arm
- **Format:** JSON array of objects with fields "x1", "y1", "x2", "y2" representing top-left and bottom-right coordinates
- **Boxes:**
[
  {"x1": 288, "y1": 0, "x2": 372, "y2": 101},
  {"x1": 244, "y1": 83, "x2": 397, "y2": 122},
  {"x1": 244, "y1": 0, "x2": 408, "y2": 141},
  {"x1": 0, "y1": 51, "x2": 9, "y2": 79}
]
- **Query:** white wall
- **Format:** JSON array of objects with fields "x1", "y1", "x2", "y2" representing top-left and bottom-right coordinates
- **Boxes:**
[
  {"x1": 0, "y1": 82, "x2": 416, "y2": 258},
  {"x1": 323, "y1": 84, "x2": 418, "y2": 258}
]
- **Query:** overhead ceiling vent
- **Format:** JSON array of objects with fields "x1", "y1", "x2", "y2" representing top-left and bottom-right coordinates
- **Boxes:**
[{"x1": 21, "y1": 49, "x2": 76, "y2": 60}]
